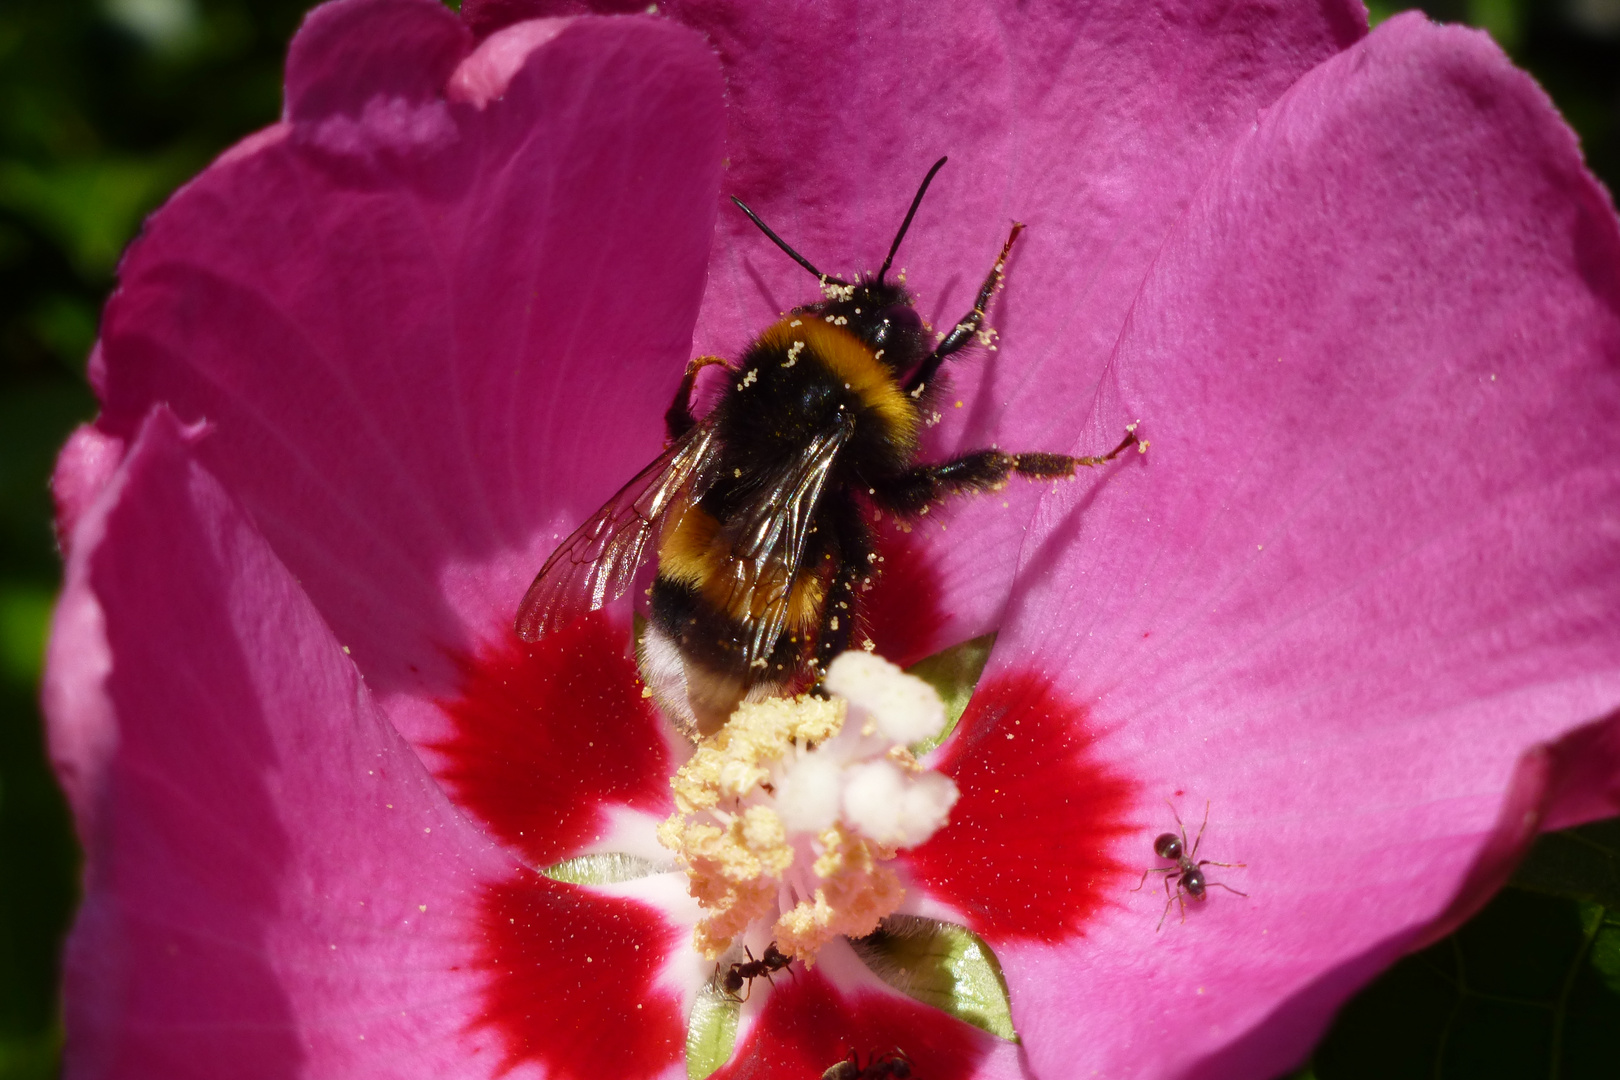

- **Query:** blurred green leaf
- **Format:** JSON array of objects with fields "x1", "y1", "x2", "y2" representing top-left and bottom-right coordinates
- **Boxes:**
[
  {"x1": 104, "y1": 0, "x2": 203, "y2": 55},
  {"x1": 0, "y1": 587, "x2": 53, "y2": 691},
  {"x1": 1468, "y1": 0, "x2": 1524, "y2": 50},
  {"x1": 0, "y1": 223, "x2": 27, "y2": 273},
  {"x1": 1365, "y1": 1, "x2": 1401, "y2": 25},
  {"x1": 0, "y1": 382, "x2": 97, "y2": 573},
  {"x1": 0, "y1": 151, "x2": 199, "y2": 278},
  {"x1": 26, "y1": 294, "x2": 97, "y2": 370},
  {"x1": 0, "y1": 1025, "x2": 62, "y2": 1080}
]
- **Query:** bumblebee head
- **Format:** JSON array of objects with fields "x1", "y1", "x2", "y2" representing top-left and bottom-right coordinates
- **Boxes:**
[
  {"x1": 810, "y1": 278, "x2": 924, "y2": 370},
  {"x1": 731, "y1": 157, "x2": 950, "y2": 373}
]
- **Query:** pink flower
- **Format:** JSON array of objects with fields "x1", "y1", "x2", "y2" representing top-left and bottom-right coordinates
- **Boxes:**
[{"x1": 44, "y1": 0, "x2": 1620, "y2": 1078}]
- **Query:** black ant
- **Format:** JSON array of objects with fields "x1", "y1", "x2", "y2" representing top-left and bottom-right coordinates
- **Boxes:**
[
  {"x1": 1132, "y1": 800, "x2": 1246, "y2": 931},
  {"x1": 717, "y1": 942, "x2": 794, "y2": 1001},
  {"x1": 822, "y1": 1048, "x2": 913, "y2": 1079}
]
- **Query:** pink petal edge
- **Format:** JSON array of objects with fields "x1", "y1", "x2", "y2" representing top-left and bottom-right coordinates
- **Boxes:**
[
  {"x1": 984, "y1": 15, "x2": 1620, "y2": 1079},
  {"x1": 45, "y1": 406, "x2": 518, "y2": 1078},
  {"x1": 91, "y1": 1, "x2": 725, "y2": 751}
]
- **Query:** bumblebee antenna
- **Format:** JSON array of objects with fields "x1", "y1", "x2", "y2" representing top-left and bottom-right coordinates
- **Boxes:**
[
  {"x1": 730, "y1": 196, "x2": 829, "y2": 281},
  {"x1": 878, "y1": 156, "x2": 948, "y2": 283}
]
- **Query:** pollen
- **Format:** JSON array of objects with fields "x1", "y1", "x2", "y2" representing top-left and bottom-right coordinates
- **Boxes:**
[
  {"x1": 820, "y1": 279, "x2": 857, "y2": 303},
  {"x1": 657, "y1": 653, "x2": 958, "y2": 964}
]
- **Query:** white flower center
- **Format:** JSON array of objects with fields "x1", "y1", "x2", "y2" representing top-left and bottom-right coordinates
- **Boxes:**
[{"x1": 657, "y1": 651, "x2": 959, "y2": 962}]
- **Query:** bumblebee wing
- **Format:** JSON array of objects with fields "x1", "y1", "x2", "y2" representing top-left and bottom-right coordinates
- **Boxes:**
[
  {"x1": 515, "y1": 423, "x2": 718, "y2": 640},
  {"x1": 718, "y1": 412, "x2": 856, "y2": 670}
]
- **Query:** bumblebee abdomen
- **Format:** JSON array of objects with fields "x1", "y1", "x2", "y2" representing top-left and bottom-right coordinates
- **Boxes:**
[
  {"x1": 656, "y1": 502, "x2": 826, "y2": 632},
  {"x1": 648, "y1": 574, "x2": 814, "y2": 661}
]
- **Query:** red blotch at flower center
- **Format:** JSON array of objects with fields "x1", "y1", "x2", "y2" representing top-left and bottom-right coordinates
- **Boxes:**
[
  {"x1": 433, "y1": 610, "x2": 671, "y2": 867},
  {"x1": 476, "y1": 872, "x2": 687, "y2": 1080},
  {"x1": 859, "y1": 522, "x2": 948, "y2": 668},
  {"x1": 438, "y1": 613, "x2": 686, "y2": 1079},
  {"x1": 712, "y1": 966, "x2": 987, "y2": 1080},
  {"x1": 904, "y1": 672, "x2": 1139, "y2": 943}
]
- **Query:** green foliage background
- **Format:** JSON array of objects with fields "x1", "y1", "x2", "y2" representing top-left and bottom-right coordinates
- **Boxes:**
[{"x1": 0, "y1": 1, "x2": 1615, "y2": 1077}]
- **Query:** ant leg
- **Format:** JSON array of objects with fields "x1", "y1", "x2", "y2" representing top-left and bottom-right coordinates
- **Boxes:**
[
  {"x1": 1189, "y1": 800, "x2": 1211, "y2": 861},
  {"x1": 905, "y1": 224, "x2": 1023, "y2": 396},
  {"x1": 1207, "y1": 881, "x2": 1249, "y2": 898},
  {"x1": 1155, "y1": 873, "x2": 1179, "y2": 932},
  {"x1": 1197, "y1": 860, "x2": 1245, "y2": 869},
  {"x1": 665, "y1": 355, "x2": 728, "y2": 439},
  {"x1": 1156, "y1": 885, "x2": 1176, "y2": 933},
  {"x1": 1133, "y1": 866, "x2": 1173, "y2": 892},
  {"x1": 870, "y1": 432, "x2": 1138, "y2": 516}
]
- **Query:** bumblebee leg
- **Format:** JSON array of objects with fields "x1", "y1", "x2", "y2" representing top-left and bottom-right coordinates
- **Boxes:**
[
  {"x1": 904, "y1": 223, "x2": 1023, "y2": 397},
  {"x1": 812, "y1": 498, "x2": 870, "y2": 675},
  {"x1": 872, "y1": 433, "x2": 1137, "y2": 516},
  {"x1": 666, "y1": 355, "x2": 728, "y2": 439}
]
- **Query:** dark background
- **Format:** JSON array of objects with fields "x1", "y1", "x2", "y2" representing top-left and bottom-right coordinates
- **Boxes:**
[{"x1": 1, "y1": 1, "x2": 1616, "y2": 1077}]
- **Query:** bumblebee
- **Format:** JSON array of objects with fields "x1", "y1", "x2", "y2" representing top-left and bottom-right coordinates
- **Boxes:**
[{"x1": 516, "y1": 158, "x2": 1136, "y2": 735}]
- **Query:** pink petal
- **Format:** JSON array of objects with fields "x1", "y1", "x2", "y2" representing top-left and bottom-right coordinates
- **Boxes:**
[
  {"x1": 44, "y1": 406, "x2": 518, "y2": 1077},
  {"x1": 286, "y1": 0, "x2": 471, "y2": 124},
  {"x1": 50, "y1": 416, "x2": 125, "y2": 558},
  {"x1": 629, "y1": 0, "x2": 1367, "y2": 653},
  {"x1": 91, "y1": 1, "x2": 724, "y2": 747},
  {"x1": 974, "y1": 15, "x2": 1620, "y2": 1078}
]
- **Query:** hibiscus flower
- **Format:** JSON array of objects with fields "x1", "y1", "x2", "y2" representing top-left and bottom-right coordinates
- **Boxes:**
[{"x1": 43, "y1": 0, "x2": 1620, "y2": 1078}]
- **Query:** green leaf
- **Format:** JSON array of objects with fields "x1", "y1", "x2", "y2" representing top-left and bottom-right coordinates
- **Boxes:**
[
  {"x1": 1588, "y1": 918, "x2": 1620, "y2": 997},
  {"x1": 905, "y1": 633, "x2": 994, "y2": 756},
  {"x1": 684, "y1": 980, "x2": 739, "y2": 1080},
  {"x1": 539, "y1": 853, "x2": 660, "y2": 886},
  {"x1": 1304, "y1": 865, "x2": 1620, "y2": 1078},
  {"x1": 1510, "y1": 816, "x2": 1620, "y2": 910},
  {"x1": 848, "y1": 915, "x2": 1017, "y2": 1041}
]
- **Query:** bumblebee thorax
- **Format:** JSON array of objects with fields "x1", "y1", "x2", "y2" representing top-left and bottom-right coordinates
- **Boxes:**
[{"x1": 751, "y1": 316, "x2": 917, "y2": 455}]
